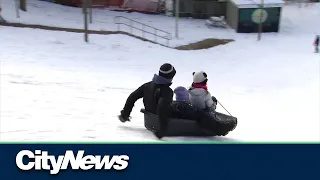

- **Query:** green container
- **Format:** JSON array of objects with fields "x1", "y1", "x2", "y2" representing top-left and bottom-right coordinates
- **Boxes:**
[{"x1": 237, "y1": 7, "x2": 281, "y2": 33}]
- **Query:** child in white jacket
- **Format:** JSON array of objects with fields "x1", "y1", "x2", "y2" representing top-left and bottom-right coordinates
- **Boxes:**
[{"x1": 188, "y1": 71, "x2": 217, "y2": 112}]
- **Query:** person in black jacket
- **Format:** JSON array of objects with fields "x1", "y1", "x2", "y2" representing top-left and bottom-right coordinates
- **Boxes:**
[
  {"x1": 118, "y1": 63, "x2": 176, "y2": 139},
  {"x1": 314, "y1": 35, "x2": 319, "y2": 53}
]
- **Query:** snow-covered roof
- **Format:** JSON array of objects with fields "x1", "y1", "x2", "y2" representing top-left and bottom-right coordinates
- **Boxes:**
[{"x1": 230, "y1": 0, "x2": 285, "y2": 8}]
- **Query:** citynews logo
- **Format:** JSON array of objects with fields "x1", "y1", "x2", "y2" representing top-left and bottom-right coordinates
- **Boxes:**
[{"x1": 16, "y1": 150, "x2": 129, "y2": 175}]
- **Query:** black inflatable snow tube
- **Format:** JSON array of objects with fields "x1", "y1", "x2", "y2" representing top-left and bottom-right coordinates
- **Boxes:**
[{"x1": 140, "y1": 109, "x2": 237, "y2": 137}]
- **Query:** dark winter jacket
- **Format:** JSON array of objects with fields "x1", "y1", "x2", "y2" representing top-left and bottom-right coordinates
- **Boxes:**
[
  {"x1": 315, "y1": 36, "x2": 319, "y2": 46},
  {"x1": 121, "y1": 74, "x2": 174, "y2": 131}
]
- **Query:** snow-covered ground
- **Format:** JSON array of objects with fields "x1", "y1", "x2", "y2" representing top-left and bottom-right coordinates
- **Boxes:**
[
  {"x1": 0, "y1": 1, "x2": 319, "y2": 142},
  {"x1": 1, "y1": 0, "x2": 319, "y2": 46}
]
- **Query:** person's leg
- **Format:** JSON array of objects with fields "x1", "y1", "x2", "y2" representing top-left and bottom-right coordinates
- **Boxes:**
[
  {"x1": 171, "y1": 101, "x2": 199, "y2": 121},
  {"x1": 169, "y1": 102, "x2": 183, "y2": 118}
]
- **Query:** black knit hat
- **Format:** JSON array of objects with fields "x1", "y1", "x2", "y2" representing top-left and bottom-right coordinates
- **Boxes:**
[{"x1": 159, "y1": 63, "x2": 176, "y2": 80}]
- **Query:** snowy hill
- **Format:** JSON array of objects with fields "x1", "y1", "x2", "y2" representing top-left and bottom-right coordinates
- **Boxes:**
[
  {"x1": 0, "y1": 1, "x2": 319, "y2": 142},
  {"x1": 1, "y1": 0, "x2": 320, "y2": 46}
]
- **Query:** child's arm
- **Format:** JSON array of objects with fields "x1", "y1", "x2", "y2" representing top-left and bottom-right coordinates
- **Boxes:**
[
  {"x1": 206, "y1": 92, "x2": 214, "y2": 108},
  {"x1": 206, "y1": 92, "x2": 217, "y2": 111}
]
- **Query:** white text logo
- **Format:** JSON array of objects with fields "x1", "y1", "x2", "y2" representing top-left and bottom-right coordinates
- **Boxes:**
[{"x1": 16, "y1": 150, "x2": 129, "y2": 174}]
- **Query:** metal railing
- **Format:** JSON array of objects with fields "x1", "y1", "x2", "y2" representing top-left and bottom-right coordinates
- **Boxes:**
[{"x1": 114, "y1": 16, "x2": 172, "y2": 47}]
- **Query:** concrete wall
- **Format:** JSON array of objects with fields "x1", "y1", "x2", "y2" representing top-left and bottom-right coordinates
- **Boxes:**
[{"x1": 226, "y1": 1, "x2": 238, "y2": 30}]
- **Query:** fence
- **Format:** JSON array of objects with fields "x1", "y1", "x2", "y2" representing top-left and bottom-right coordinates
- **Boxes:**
[{"x1": 114, "y1": 16, "x2": 172, "y2": 47}]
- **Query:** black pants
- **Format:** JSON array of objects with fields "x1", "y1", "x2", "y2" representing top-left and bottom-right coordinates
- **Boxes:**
[
  {"x1": 170, "y1": 101, "x2": 199, "y2": 121},
  {"x1": 170, "y1": 96, "x2": 218, "y2": 120}
]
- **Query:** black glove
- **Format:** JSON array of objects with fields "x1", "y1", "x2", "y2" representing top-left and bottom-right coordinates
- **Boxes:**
[
  {"x1": 211, "y1": 96, "x2": 218, "y2": 104},
  {"x1": 118, "y1": 110, "x2": 130, "y2": 123}
]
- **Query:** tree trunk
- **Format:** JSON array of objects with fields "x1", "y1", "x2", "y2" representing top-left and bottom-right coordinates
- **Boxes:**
[{"x1": 20, "y1": 0, "x2": 27, "y2": 12}]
